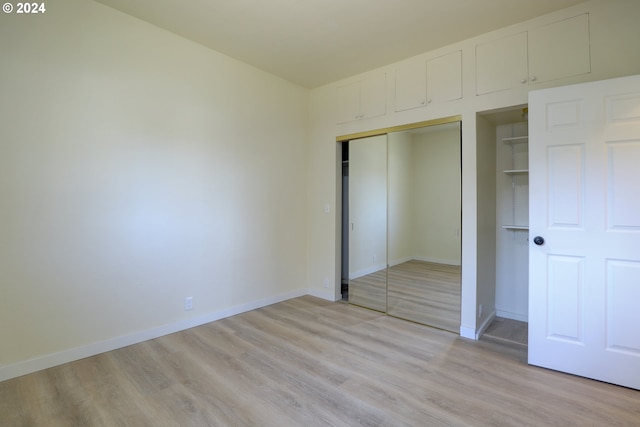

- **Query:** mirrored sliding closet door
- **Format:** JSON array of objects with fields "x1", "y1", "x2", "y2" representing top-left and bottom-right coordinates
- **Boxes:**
[
  {"x1": 346, "y1": 121, "x2": 462, "y2": 333},
  {"x1": 386, "y1": 123, "x2": 461, "y2": 332}
]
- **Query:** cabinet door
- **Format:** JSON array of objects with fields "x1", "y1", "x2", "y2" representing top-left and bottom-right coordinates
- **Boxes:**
[
  {"x1": 360, "y1": 72, "x2": 386, "y2": 119},
  {"x1": 336, "y1": 81, "x2": 361, "y2": 124},
  {"x1": 529, "y1": 14, "x2": 590, "y2": 84},
  {"x1": 427, "y1": 50, "x2": 462, "y2": 103},
  {"x1": 394, "y1": 59, "x2": 426, "y2": 112},
  {"x1": 476, "y1": 32, "x2": 528, "y2": 95}
]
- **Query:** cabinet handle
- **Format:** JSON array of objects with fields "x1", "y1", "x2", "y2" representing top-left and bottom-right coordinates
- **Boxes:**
[
  {"x1": 530, "y1": 76, "x2": 537, "y2": 82},
  {"x1": 427, "y1": 99, "x2": 432, "y2": 104},
  {"x1": 520, "y1": 78, "x2": 527, "y2": 84},
  {"x1": 420, "y1": 100, "x2": 426, "y2": 105}
]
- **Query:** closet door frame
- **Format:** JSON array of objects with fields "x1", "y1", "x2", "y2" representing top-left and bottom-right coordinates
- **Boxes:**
[{"x1": 338, "y1": 116, "x2": 462, "y2": 326}]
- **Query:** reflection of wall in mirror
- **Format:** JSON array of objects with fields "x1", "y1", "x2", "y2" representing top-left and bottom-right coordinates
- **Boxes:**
[
  {"x1": 388, "y1": 126, "x2": 461, "y2": 267},
  {"x1": 388, "y1": 131, "x2": 413, "y2": 264},
  {"x1": 348, "y1": 135, "x2": 388, "y2": 279}
]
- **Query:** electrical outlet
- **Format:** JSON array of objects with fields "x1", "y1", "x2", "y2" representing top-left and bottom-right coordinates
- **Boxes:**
[
  {"x1": 323, "y1": 277, "x2": 329, "y2": 288},
  {"x1": 185, "y1": 296, "x2": 193, "y2": 311}
]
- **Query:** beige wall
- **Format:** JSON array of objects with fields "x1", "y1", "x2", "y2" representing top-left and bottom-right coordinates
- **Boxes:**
[
  {"x1": 411, "y1": 128, "x2": 461, "y2": 265},
  {"x1": 348, "y1": 135, "x2": 387, "y2": 278},
  {"x1": 388, "y1": 126, "x2": 461, "y2": 266},
  {"x1": 475, "y1": 115, "x2": 498, "y2": 331},
  {"x1": 387, "y1": 132, "x2": 413, "y2": 264},
  {"x1": 0, "y1": 0, "x2": 309, "y2": 377}
]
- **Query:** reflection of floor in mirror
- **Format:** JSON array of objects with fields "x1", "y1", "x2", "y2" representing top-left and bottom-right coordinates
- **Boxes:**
[
  {"x1": 348, "y1": 269, "x2": 387, "y2": 312},
  {"x1": 482, "y1": 317, "x2": 528, "y2": 347},
  {"x1": 387, "y1": 260, "x2": 461, "y2": 333}
]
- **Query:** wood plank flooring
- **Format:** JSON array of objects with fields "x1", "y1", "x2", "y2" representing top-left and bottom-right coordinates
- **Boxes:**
[
  {"x1": 482, "y1": 317, "x2": 528, "y2": 347},
  {"x1": 1, "y1": 296, "x2": 638, "y2": 426},
  {"x1": 387, "y1": 261, "x2": 461, "y2": 332},
  {"x1": 349, "y1": 269, "x2": 387, "y2": 312},
  {"x1": 349, "y1": 261, "x2": 461, "y2": 332}
]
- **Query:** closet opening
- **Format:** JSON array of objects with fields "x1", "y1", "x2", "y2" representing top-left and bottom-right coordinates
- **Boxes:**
[
  {"x1": 476, "y1": 105, "x2": 529, "y2": 348},
  {"x1": 341, "y1": 141, "x2": 349, "y2": 301}
]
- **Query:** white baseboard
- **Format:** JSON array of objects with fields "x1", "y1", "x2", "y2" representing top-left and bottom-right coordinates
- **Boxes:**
[
  {"x1": 496, "y1": 310, "x2": 528, "y2": 322},
  {"x1": 475, "y1": 310, "x2": 497, "y2": 339},
  {"x1": 389, "y1": 256, "x2": 461, "y2": 267},
  {"x1": 459, "y1": 326, "x2": 476, "y2": 339},
  {"x1": 460, "y1": 309, "x2": 496, "y2": 340},
  {"x1": 307, "y1": 287, "x2": 339, "y2": 301},
  {"x1": 349, "y1": 263, "x2": 387, "y2": 280},
  {"x1": 413, "y1": 256, "x2": 461, "y2": 266},
  {"x1": 0, "y1": 288, "x2": 308, "y2": 382},
  {"x1": 388, "y1": 256, "x2": 413, "y2": 267}
]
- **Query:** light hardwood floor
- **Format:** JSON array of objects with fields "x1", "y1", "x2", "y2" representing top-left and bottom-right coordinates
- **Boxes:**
[
  {"x1": 349, "y1": 261, "x2": 461, "y2": 333},
  {"x1": 349, "y1": 269, "x2": 387, "y2": 312},
  {"x1": 482, "y1": 317, "x2": 528, "y2": 347},
  {"x1": 1, "y1": 296, "x2": 638, "y2": 426},
  {"x1": 387, "y1": 261, "x2": 460, "y2": 332}
]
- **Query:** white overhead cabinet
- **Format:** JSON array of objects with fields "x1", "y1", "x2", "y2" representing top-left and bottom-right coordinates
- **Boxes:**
[
  {"x1": 476, "y1": 14, "x2": 591, "y2": 95},
  {"x1": 336, "y1": 73, "x2": 386, "y2": 123},
  {"x1": 394, "y1": 51, "x2": 462, "y2": 112},
  {"x1": 476, "y1": 32, "x2": 528, "y2": 95}
]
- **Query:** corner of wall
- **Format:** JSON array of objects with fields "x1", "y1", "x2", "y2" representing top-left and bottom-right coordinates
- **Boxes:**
[{"x1": 475, "y1": 309, "x2": 497, "y2": 340}]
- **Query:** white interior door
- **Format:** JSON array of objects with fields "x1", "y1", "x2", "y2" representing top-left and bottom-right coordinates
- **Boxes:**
[{"x1": 529, "y1": 74, "x2": 640, "y2": 390}]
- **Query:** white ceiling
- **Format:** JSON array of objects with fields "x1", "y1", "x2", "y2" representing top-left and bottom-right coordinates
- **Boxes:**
[{"x1": 94, "y1": 0, "x2": 587, "y2": 88}]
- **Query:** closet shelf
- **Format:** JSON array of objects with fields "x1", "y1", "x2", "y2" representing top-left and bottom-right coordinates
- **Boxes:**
[
  {"x1": 504, "y1": 169, "x2": 529, "y2": 175},
  {"x1": 502, "y1": 225, "x2": 529, "y2": 230},
  {"x1": 502, "y1": 136, "x2": 529, "y2": 144}
]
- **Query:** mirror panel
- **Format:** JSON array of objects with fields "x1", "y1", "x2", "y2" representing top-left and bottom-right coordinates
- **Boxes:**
[
  {"x1": 345, "y1": 122, "x2": 461, "y2": 332},
  {"x1": 386, "y1": 123, "x2": 461, "y2": 331},
  {"x1": 348, "y1": 134, "x2": 387, "y2": 312}
]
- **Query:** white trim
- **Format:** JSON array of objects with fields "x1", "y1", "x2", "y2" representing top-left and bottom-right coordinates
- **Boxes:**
[
  {"x1": 0, "y1": 288, "x2": 307, "y2": 382},
  {"x1": 413, "y1": 256, "x2": 461, "y2": 266},
  {"x1": 496, "y1": 309, "x2": 528, "y2": 323},
  {"x1": 388, "y1": 256, "x2": 413, "y2": 267},
  {"x1": 349, "y1": 263, "x2": 387, "y2": 280},
  {"x1": 459, "y1": 325, "x2": 476, "y2": 339},
  {"x1": 460, "y1": 311, "x2": 496, "y2": 341},
  {"x1": 307, "y1": 287, "x2": 339, "y2": 301},
  {"x1": 475, "y1": 310, "x2": 497, "y2": 339},
  {"x1": 389, "y1": 256, "x2": 461, "y2": 267}
]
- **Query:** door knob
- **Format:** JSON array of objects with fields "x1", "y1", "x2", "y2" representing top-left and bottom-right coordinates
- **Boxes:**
[{"x1": 533, "y1": 236, "x2": 545, "y2": 246}]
